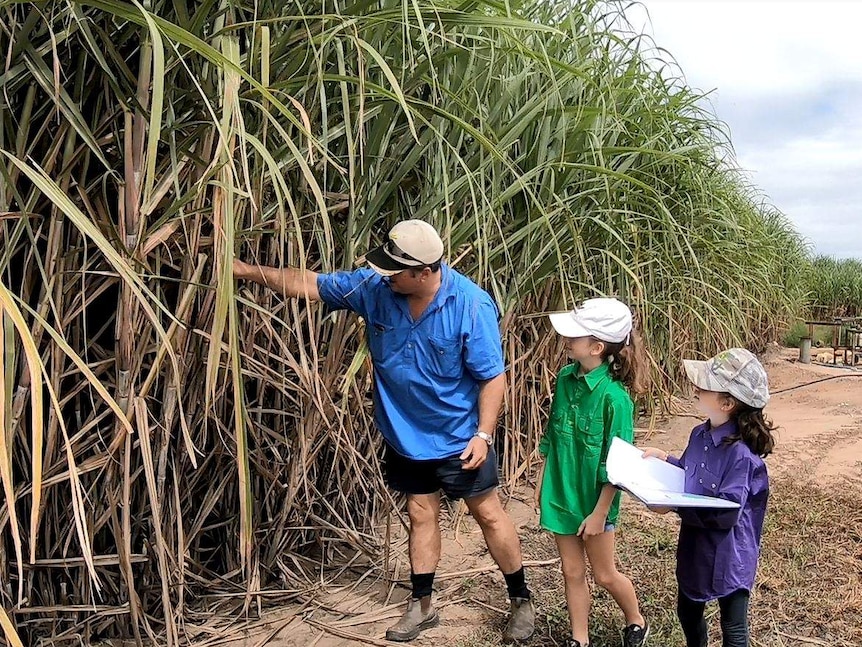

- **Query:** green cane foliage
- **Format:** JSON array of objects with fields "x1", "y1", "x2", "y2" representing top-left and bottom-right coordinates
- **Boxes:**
[
  {"x1": 807, "y1": 256, "x2": 862, "y2": 319},
  {"x1": 0, "y1": 0, "x2": 809, "y2": 640}
]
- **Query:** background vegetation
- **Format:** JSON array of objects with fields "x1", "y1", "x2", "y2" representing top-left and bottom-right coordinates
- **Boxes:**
[
  {"x1": 0, "y1": 0, "x2": 818, "y2": 641},
  {"x1": 781, "y1": 256, "x2": 862, "y2": 349},
  {"x1": 806, "y1": 256, "x2": 862, "y2": 320}
]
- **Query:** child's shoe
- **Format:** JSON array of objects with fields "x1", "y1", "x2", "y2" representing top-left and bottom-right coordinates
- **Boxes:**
[{"x1": 622, "y1": 622, "x2": 650, "y2": 647}]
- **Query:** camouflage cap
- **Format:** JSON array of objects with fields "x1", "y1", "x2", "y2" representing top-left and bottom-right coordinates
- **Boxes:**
[{"x1": 683, "y1": 348, "x2": 770, "y2": 409}]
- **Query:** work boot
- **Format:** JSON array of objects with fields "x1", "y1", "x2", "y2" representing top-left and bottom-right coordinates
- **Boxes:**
[
  {"x1": 385, "y1": 596, "x2": 439, "y2": 642},
  {"x1": 502, "y1": 596, "x2": 535, "y2": 642}
]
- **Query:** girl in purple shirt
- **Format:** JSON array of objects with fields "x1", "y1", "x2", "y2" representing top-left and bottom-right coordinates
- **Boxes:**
[{"x1": 642, "y1": 348, "x2": 776, "y2": 647}]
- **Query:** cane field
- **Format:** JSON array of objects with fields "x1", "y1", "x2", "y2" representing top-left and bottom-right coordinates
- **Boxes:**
[{"x1": 0, "y1": 0, "x2": 859, "y2": 645}]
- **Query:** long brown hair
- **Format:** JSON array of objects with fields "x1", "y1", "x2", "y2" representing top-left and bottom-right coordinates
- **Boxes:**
[
  {"x1": 725, "y1": 400, "x2": 776, "y2": 457},
  {"x1": 598, "y1": 330, "x2": 649, "y2": 396}
]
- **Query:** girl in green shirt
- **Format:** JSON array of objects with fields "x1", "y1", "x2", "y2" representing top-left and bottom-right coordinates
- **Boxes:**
[{"x1": 535, "y1": 298, "x2": 649, "y2": 647}]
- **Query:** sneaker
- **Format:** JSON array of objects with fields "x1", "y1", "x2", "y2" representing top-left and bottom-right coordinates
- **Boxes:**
[
  {"x1": 502, "y1": 597, "x2": 535, "y2": 642},
  {"x1": 385, "y1": 597, "x2": 439, "y2": 642},
  {"x1": 622, "y1": 622, "x2": 650, "y2": 647}
]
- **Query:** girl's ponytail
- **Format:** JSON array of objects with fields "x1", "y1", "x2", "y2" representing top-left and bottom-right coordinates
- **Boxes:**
[
  {"x1": 730, "y1": 404, "x2": 776, "y2": 457},
  {"x1": 600, "y1": 330, "x2": 649, "y2": 396}
]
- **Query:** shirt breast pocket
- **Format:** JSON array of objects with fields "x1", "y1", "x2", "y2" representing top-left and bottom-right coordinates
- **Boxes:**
[
  {"x1": 692, "y1": 464, "x2": 722, "y2": 496},
  {"x1": 367, "y1": 320, "x2": 394, "y2": 359},
  {"x1": 547, "y1": 410, "x2": 571, "y2": 438},
  {"x1": 427, "y1": 334, "x2": 463, "y2": 378},
  {"x1": 574, "y1": 413, "x2": 604, "y2": 455}
]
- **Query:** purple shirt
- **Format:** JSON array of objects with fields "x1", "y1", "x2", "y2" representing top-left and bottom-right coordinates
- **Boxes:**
[{"x1": 667, "y1": 420, "x2": 769, "y2": 602}]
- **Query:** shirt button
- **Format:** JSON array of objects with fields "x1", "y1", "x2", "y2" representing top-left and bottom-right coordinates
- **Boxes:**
[
  {"x1": 704, "y1": 446, "x2": 708, "y2": 451},
  {"x1": 711, "y1": 483, "x2": 717, "y2": 488},
  {"x1": 698, "y1": 478, "x2": 703, "y2": 484},
  {"x1": 701, "y1": 462, "x2": 705, "y2": 467}
]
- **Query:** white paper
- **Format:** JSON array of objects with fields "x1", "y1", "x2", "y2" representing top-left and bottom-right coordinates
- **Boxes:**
[{"x1": 607, "y1": 437, "x2": 740, "y2": 509}]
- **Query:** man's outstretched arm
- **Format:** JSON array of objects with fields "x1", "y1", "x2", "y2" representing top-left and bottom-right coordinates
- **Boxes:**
[{"x1": 233, "y1": 259, "x2": 320, "y2": 301}]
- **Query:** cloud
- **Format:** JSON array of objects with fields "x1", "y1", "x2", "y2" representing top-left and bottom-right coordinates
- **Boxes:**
[
  {"x1": 625, "y1": 0, "x2": 862, "y2": 258},
  {"x1": 629, "y1": 1, "x2": 862, "y2": 95},
  {"x1": 738, "y1": 128, "x2": 862, "y2": 257},
  {"x1": 715, "y1": 83, "x2": 862, "y2": 147}
]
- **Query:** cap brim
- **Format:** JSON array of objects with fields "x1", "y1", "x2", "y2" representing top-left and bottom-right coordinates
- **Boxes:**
[
  {"x1": 683, "y1": 359, "x2": 727, "y2": 392},
  {"x1": 365, "y1": 244, "x2": 415, "y2": 276},
  {"x1": 366, "y1": 261, "x2": 400, "y2": 277},
  {"x1": 549, "y1": 312, "x2": 592, "y2": 338}
]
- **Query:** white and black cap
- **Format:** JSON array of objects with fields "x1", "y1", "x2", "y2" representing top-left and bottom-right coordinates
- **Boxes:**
[{"x1": 365, "y1": 220, "x2": 445, "y2": 276}]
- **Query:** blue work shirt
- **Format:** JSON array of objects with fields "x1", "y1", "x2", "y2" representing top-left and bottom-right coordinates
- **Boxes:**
[
  {"x1": 316, "y1": 264, "x2": 505, "y2": 460},
  {"x1": 668, "y1": 420, "x2": 770, "y2": 602}
]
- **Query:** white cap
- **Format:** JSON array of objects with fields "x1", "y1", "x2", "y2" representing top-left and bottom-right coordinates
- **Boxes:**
[
  {"x1": 549, "y1": 298, "x2": 633, "y2": 344},
  {"x1": 365, "y1": 220, "x2": 445, "y2": 276},
  {"x1": 683, "y1": 348, "x2": 770, "y2": 409}
]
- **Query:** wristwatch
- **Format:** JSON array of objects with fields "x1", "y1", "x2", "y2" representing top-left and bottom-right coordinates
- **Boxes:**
[{"x1": 474, "y1": 431, "x2": 494, "y2": 446}]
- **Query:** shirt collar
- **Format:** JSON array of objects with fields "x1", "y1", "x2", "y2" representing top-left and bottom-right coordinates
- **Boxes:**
[
  {"x1": 425, "y1": 263, "x2": 456, "y2": 312},
  {"x1": 393, "y1": 263, "x2": 455, "y2": 320},
  {"x1": 437, "y1": 263, "x2": 455, "y2": 299},
  {"x1": 706, "y1": 419, "x2": 736, "y2": 446},
  {"x1": 572, "y1": 361, "x2": 611, "y2": 391}
]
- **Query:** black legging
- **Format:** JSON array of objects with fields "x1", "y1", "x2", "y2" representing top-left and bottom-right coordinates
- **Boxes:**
[{"x1": 677, "y1": 589, "x2": 750, "y2": 647}]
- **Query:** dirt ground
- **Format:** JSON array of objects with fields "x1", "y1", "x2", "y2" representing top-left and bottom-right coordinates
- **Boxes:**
[{"x1": 204, "y1": 347, "x2": 862, "y2": 647}]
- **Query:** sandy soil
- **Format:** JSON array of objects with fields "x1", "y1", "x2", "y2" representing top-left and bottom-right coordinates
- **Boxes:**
[{"x1": 207, "y1": 347, "x2": 862, "y2": 646}]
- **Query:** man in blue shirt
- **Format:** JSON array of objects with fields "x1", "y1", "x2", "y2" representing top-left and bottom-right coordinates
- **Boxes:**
[{"x1": 233, "y1": 220, "x2": 534, "y2": 642}]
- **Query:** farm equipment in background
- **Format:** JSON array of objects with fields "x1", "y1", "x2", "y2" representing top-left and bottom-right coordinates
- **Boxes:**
[{"x1": 800, "y1": 317, "x2": 862, "y2": 366}]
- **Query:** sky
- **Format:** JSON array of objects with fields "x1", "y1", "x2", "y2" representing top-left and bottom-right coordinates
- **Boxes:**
[{"x1": 623, "y1": 1, "x2": 862, "y2": 259}]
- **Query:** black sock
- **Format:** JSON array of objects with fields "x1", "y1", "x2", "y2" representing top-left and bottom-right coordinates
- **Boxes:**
[
  {"x1": 410, "y1": 571, "x2": 435, "y2": 599},
  {"x1": 503, "y1": 566, "x2": 530, "y2": 599}
]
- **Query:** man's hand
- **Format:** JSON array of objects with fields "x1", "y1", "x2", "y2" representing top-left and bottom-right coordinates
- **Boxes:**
[
  {"x1": 577, "y1": 512, "x2": 607, "y2": 538},
  {"x1": 460, "y1": 436, "x2": 489, "y2": 470},
  {"x1": 641, "y1": 447, "x2": 668, "y2": 461}
]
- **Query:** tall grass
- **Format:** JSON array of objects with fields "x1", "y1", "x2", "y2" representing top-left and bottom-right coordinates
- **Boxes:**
[
  {"x1": 807, "y1": 255, "x2": 862, "y2": 319},
  {"x1": 0, "y1": 0, "x2": 807, "y2": 640}
]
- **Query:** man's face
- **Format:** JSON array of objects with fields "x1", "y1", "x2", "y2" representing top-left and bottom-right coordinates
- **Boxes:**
[{"x1": 386, "y1": 268, "x2": 425, "y2": 294}]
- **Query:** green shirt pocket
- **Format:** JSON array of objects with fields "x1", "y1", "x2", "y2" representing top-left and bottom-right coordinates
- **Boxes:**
[{"x1": 574, "y1": 410, "x2": 605, "y2": 455}]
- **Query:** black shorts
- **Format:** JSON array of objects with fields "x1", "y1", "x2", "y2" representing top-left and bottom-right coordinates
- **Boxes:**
[{"x1": 383, "y1": 442, "x2": 500, "y2": 500}]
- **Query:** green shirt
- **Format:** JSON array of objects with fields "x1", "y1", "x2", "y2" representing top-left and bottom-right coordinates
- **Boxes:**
[{"x1": 538, "y1": 361, "x2": 634, "y2": 535}]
